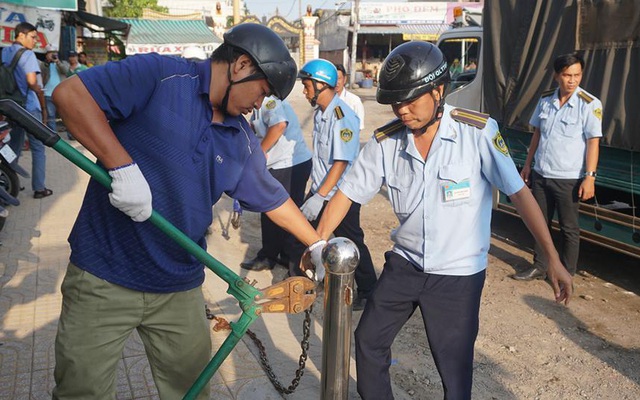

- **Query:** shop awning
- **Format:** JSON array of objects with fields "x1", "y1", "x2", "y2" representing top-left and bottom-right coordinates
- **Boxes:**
[
  {"x1": 356, "y1": 25, "x2": 404, "y2": 35},
  {"x1": 73, "y1": 11, "x2": 130, "y2": 34},
  {"x1": 398, "y1": 23, "x2": 450, "y2": 36},
  {"x1": 122, "y1": 19, "x2": 222, "y2": 56}
]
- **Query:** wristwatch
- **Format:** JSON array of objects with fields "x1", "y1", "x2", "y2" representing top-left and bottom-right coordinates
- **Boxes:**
[{"x1": 585, "y1": 171, "x2": 597, "y2": 177}]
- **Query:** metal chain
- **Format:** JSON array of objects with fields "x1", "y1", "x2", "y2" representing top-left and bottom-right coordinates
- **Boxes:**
[
  {"x1": 246, "y1": 305, "x2": 313, "y2": 394},
  {"x1": 204, "y1": 304, "x2": 313, "y2": 395}
]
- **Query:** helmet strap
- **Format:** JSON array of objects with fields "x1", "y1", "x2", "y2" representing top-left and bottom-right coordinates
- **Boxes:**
[
  {"x1": 310, "y1": 80, "x2": 329, "y2": 107},
  {"x1": 416, "y1": 89, "x2": 445, "y2": 135},
  {"x1": 220, "y1": 52, "x2": 267, "y2": 113}
]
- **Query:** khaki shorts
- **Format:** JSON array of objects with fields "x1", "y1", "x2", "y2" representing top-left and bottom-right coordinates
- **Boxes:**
[{"x1": 53, "y1": 263, "x2": 211, "y2": 399}]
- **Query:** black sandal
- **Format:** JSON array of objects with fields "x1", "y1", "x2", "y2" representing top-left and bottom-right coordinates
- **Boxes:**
[{"x1": 33, "y1": 188, "x2": 53, "y2": 199}]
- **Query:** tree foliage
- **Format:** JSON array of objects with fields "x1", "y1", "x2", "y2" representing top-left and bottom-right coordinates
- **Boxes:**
[{"x1": 104, "y1": 0, "x2": 168, "y2": 18}]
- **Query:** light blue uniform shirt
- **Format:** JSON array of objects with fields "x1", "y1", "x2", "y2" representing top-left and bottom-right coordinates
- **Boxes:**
[
  {"x1": 1, "y1": 43, "x2": 41, "y2": 112},
  {"x1": 529, "y1": 87, "x2": 602, "y2": 179},
  {"x1": 339, "y1": 105, "x2": 524, "y2": 276},
  {"x1": 251, "y1": 96, "x2": 311, "y2": 170},
  {"x1": 310, "y1": 94, "x2": 360, "y2": 199},
  {"x1": 44, "y1": 63, "x2": 63, "y2": 97}
]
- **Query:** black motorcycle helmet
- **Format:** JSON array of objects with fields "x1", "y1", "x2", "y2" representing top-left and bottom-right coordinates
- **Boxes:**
[
  {"x1": 223, "y1": 23, "x2": 297, "y2": 100},
  {"x1": 377, "y1": 41, "x2": 449, "y2": 105}
]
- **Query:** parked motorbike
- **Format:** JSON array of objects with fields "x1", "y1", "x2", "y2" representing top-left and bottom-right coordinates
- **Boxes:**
[
  {"x1": 0, "y1": 120, "x2": 21, "y2": 235},
  {"x1": 0, "y1": 120, "x2": 21, "y2": 201}
]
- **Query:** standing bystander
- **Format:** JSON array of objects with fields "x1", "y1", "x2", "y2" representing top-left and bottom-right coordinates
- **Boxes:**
[
  {"x1": 241, "y1": 95, "x2": 313, "y2": 271},
  {"x1": 77, "y1": 51, "x2": 94, "y2": 67},
  {"x1": 513, "y1": 53, "x2": 602, "y2": 280},
  {"x1": 316, "y1": 41, "x2": 573, "y2": 400},
  {"x1": 66, "y1": 51, "x2": 88, "y2": 76},
  {"x1": 334, "y1": 63, "x2": 365, "y2": 130},
  {"x1": 1, "y1": 22, "x2": 52, "y2": 198},
  {"x1": 39, "y1": 44, "x2": 69, "y2": 135}
]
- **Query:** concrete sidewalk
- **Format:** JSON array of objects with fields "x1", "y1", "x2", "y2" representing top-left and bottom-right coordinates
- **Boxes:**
[{"x1": 0, "y1": 135, "x2": 409, "y2": 398}]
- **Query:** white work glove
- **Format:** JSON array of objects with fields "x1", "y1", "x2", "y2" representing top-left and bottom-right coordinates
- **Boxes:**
[
  {"x1": 108, "y1": 162, "x2": 153, "y2": 222},
  {"x1": 302, "y1": 239, "x2": 327, "y2": 282},
  {"x1": 300, "y1": 192, "x2": 326, "y2": 221}
]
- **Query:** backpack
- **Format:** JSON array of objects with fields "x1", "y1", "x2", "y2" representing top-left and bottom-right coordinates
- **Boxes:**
[{"x1": 0, "y1": 48, "x2": 27, "y2": 106}]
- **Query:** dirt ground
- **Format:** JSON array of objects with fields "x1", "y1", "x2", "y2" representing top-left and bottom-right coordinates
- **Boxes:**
[{"x1": 211, "y1": 83, "x2": 640, "y2": 399}]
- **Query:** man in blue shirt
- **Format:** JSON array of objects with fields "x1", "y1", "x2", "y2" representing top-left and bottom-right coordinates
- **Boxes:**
[
  {"x1": 317, "y1": 42, "x2": 573, "y2": 400},
  {"x1": 1, "y1": 22, "x2": 51, "y2": 198},
  {"x1": 514, "y1": 53, "x2": 602, "y2": 281},
  {"x1": 51, "y1": 23, "x2": 325, "y2": 399}
]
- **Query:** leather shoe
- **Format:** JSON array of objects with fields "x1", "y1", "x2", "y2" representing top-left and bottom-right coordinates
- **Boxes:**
[
  {"x1": 352, "y1": 295, "x2": 368, "y2": 311},
  {"x1": 240, "y1": 257, "x2": 276, "y2": 271},
  {"x1": 511, "y1": 267, "x2": 546, "y2": 281}
]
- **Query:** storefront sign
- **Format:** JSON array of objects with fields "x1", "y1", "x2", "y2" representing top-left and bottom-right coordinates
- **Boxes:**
[
  {"x1": 0, "y1": 3, "x2": 61, "y2": 51},
  {"x1": 0, "y1": 1, "x2": 77, "y2": 11},
  {"x1": 359, "y1": 1, "x2": 482, "y2": 25},
  {"x1": 360, "y1": 2, "x2": 448, "y2": 24},
  {"x1": 126, "y1": 43, "x2": 220, "y2": 56}
]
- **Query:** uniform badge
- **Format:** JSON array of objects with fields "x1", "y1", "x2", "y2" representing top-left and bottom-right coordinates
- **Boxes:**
[
  {"x1": 340, "y1": 128, "x2": 353, "y2": 142},
  {"x1": 492, "y1": 131, "x2": 510, "y2": 157},
  {"x1": 265, "y1": 100, "x2": 276, "y2": 110},
  {"x1": 593, "y1": 108, "x2": 602, "y2": 120}
]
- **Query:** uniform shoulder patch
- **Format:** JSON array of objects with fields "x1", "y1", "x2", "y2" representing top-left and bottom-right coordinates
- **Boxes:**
[
  {"x1": 492, "y1": 131, "x2": 510, "y2": 157},
  {"x1": 374, "y1": 118, "x2": 404, "y2": 142},
  {"x1": 265, "y1": 99, "x2": 277, "y2": 110},
  {"x1": 450, "y1": 108, "x2": 490, "y2": 130},
  {"x1": 540, "y1": 88, "x2": 556, "y2": 98},
  {"x1": 334, "y1": 106, "x2": 345, "y2": 120},
  {"x1": 340, "y1": 128, "x2": 353, "y2": 142},
  {"x1": 578, "y1": 91, "x2": 594, "y2": 104}
]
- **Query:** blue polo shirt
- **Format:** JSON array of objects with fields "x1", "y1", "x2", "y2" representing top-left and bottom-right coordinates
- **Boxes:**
[{"x1": 68, "y1": 53, "x2": 289, "y2": 292}]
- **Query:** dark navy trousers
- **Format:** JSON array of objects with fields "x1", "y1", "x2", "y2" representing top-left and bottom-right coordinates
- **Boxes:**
[{"x1": 355, "y1": 252, "x2": 486, "y2": 400}]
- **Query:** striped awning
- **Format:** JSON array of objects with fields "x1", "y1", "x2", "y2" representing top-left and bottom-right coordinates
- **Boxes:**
[
  {"x1": 122, "y1": 19, "x2": 222, "y2": 56},
  {"x1": 397, "y1": 23, "x2": 450, "y2": 36}
]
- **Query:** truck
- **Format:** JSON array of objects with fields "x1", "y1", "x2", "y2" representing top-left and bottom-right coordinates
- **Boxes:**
[{"x1": 436, "y1": 0, "x2": 640, "y2": 258}]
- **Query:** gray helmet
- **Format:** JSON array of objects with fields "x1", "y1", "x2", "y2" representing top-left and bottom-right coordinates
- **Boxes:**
[
  {"x1": 224, "y1": 23, "x2": 297, "y2": 100},
  {"x1": 377, "y1": 41, "x2": 449, "y2": 105}
]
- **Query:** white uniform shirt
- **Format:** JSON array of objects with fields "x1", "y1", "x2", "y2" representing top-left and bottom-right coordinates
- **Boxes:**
[
  {"x1": 339, "y1": 89, "x2": 365, "y2": 130},
  {"x1": 311, "y1": 94, "x2": 361, "y2": 199},
  {"x1": 529, "y1": 87, "x2": 603, "y2": 179},
  {"x1": 339, "y1": 105, "x2": 525, "y2": 276},
  {"x1": 251, "y1": 96, "x2": 312, "y2": 170}
]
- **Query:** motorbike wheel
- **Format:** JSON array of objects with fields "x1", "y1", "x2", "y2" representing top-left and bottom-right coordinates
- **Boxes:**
[{"x1": 0, "y1": 162, "x2": 20, "y2": 198}]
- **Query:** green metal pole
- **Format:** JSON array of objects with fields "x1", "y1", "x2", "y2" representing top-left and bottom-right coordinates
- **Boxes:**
[{"x1": 0, "y1": 100, "x2": 264, "y2": 397}]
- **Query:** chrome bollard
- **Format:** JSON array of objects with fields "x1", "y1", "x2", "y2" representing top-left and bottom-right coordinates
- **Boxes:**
[{"x1": 320, "y1": 237, "x2": 360, "y2": 399}]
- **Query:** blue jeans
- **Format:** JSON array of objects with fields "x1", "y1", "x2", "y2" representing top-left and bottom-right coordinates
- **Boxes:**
[
  {"x1": 45, "y1": 96, "x2": 57, "y2": 132},
  {"x1": 25, "y1": 110, "x2": 47, "y2": 192}
]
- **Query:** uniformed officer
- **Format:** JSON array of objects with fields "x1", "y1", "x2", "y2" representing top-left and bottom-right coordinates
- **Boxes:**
[
  {"x1": 293, "y1": 58, "x2": 377, "y2": 309},
  {"x1": 316, "y1": 42, "x2": 573, "y2": 399},
  {"x1": 514, "y1": 52, "x2": 602, "y2": 281},
  {"x1": 51, "y1": 23, "x2": 326, "y2": 399},
  {"x1": 241, "y1": 95, "x2": 313, "y2": 271}
]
